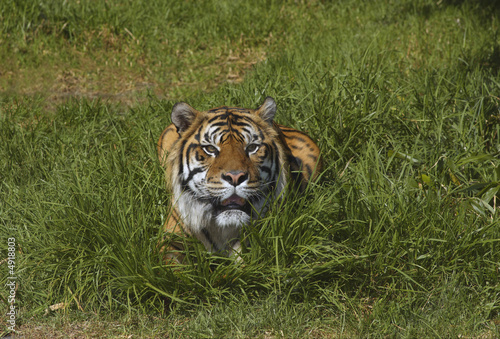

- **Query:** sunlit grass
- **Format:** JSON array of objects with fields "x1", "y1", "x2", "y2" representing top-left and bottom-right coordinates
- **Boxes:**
[{"x1": 1, "y1": 0, "x2": 499, "y2": 337}]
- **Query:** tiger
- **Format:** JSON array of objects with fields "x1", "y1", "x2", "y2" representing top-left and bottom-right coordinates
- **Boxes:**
[{"x1": 157, "y1": 97, "x2": 321, "y2": 261}]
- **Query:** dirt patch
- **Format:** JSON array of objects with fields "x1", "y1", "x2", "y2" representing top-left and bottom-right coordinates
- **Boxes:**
[
  {"x1": 0, "y1": 39, "x2": 268, "y2": 110},
  {"x1": 12, "y1": 318, "x2": 135, "y2": 338}
]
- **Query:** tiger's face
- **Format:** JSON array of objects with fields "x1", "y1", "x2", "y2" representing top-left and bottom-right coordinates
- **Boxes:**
[{"x1": 167, "y1": 97, "x2": 288, "y2": 234}]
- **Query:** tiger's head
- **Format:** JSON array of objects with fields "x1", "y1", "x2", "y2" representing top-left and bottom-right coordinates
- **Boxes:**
[{"x1": 166, "y1": 97, "x2": 289, "y2": 234}]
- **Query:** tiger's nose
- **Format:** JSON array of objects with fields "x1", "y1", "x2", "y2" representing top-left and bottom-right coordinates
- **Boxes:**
[{"x1": 221, "y1": 170, "x2": 248, "y2": 186}]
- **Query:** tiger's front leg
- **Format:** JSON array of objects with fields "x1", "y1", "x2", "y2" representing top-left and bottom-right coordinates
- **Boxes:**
[
  {"x1": 228, "y1": 240, "x2": 243, "y2": 262},
  {"x1": 162, "y1": 211, "x2": 244, "y2": 263},
  {"x1": 161, "y1": 207, "x2": 188, "y2": 264}
]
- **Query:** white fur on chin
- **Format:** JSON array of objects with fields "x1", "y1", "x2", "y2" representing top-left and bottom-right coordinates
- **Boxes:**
[{"x1": 215, "y1": 210, "x2": 250, "y2": 228}]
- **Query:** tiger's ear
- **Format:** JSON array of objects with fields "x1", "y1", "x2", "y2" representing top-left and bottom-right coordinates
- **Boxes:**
[
  {"x1": 256, "y1": 96, "x2": 276, "y2": 124},
  {"x1": 171, "y1": 102, "x2": 199, "y2": 133}
]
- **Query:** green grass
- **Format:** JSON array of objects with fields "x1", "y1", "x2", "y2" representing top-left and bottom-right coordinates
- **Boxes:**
[
  {"x1": 0, "y1": 0, "x2": 288, "y2": 103},
  {"x1": 1, "y1": 0, "x2": 500, "y2": 337}
]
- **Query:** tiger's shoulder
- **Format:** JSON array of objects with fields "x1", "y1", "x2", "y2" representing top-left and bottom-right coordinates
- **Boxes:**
[
  {"x1": 275, "y1": 123, "x2": 322, "y2": 189},
  {"x1": 157, "y1": 123, "x2": 179, "y2": 168}
]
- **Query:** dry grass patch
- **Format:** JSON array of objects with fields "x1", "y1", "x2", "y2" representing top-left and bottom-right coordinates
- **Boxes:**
[{"x1": 0, "y1": 36, "x2": 269, "y2": 108}]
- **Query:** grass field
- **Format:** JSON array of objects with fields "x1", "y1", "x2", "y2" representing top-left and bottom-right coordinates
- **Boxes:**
[{"x1": 1, "y1": 0, "x2": 500, "y2": 337}]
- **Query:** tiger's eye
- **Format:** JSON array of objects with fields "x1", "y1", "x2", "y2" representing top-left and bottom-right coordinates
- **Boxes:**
[
  {"x1": 202, "y1": 145, "x2": 218, "y2": 156},
  {"x1": 246, "y1": 143, "x2": 260, "y2": 154}
]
